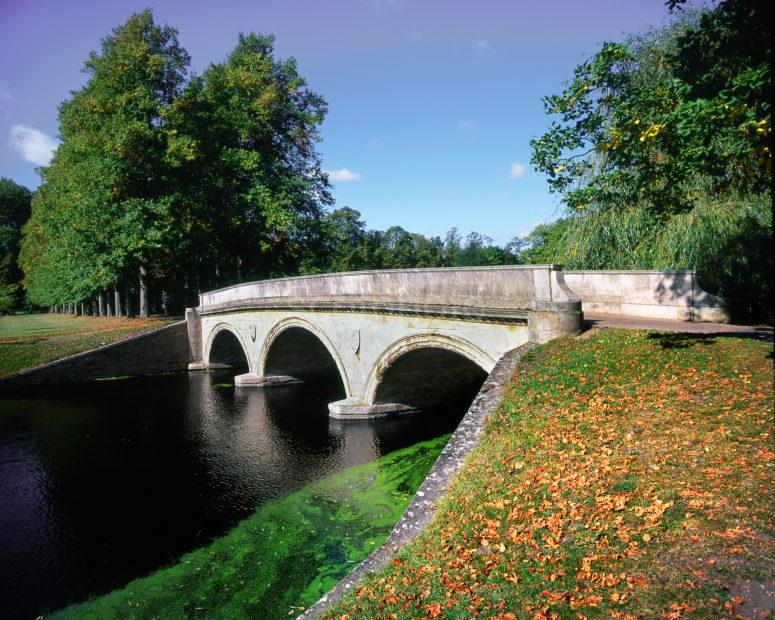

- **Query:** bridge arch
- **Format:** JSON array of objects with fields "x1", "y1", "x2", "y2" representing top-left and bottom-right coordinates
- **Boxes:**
[
  {"x1": 364, "y1": 333, "x2": 494, "y2": 408},
  {"x1": 258, "y1": 317, "x2": 351, "y2": 397},
  {"x1": 205, "y1": 322, "x2": 252, "y2": 371}
]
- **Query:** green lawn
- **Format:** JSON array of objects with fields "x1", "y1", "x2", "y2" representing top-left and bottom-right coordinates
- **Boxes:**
[
  {"x1": 325, "y1": 329, "x2": 774, "y2": 619},
  {"x1": 0, "y1": 314, "x2": 176, "y2": 376}
]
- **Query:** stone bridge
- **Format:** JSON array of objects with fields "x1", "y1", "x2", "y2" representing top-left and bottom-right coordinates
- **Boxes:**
[{"x1": 185, "y1": 266, "x2": 582, "y2": 419}]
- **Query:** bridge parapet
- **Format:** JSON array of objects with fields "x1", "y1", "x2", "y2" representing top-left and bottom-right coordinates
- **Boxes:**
[
  {"x1": 186, "y1": 265, "x2": 582, "y2": 419},
  {"x1": 197, "y1": 264, "x2": 581, "y2": 326}
]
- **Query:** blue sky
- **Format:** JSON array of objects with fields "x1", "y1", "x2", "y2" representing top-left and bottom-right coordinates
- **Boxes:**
[{"x1": 1, "y1": 0, "x2": 679, "y2": 243}]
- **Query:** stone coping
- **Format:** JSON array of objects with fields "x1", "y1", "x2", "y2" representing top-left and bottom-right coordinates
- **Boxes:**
[
  {"x1": 198, "y1": 299, "x2": 530, "y2": 323},
  {"x1": 563, "y1": 269, "x2": 697, "y2": 275},
  {"x1": 299, "y1": 342, "x2": 537, "y2": 618},
  {"x1": 202, "y1": 264, "x2": 563, "y2": 296}
]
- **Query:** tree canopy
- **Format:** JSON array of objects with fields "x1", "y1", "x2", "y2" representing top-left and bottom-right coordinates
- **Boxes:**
[
  {"x1": 529, "y1": 0, "x2": 772, "y2": 318},
  {"x1": 20, "y1": 11, "x2": 332, "y2": 315}
]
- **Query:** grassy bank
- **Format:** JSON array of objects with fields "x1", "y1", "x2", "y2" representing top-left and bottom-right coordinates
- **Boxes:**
[
  {"x1": 51, "y1": 434, "x2": 449, "y2": 619},
  {"x1": 325, "y1": 329, "x2": 773, "y2": 619},
  {"x1": 0, "y1": 314, "x2": 175, "y2": 376}
]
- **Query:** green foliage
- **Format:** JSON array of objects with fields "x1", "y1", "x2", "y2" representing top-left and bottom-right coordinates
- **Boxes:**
[
  {"x1": 518, "y1": 218, "x2": 571, "y2": 265},
  {"x1": 530, "y1": 0, "x2": 772, "y2": 318},
  {"x1": 20, "y1": 9, "x2": 190, "y2": 308},
  {"x1": 530, "y1": 1, "x2": 771, "y2": 214},
  {"x1": 0, "y1": 178, "x2": 32, "y2": 312},
  {"x1": 319, "y1": 210, "x2": 520, "y2": 272},
  {"x1": 172, "y1": 32, "x2": 332, "y2": 285},
  {"x1": 19, "y1": 12, "x2": 332, "y2": 310},
  {"x1": 563, "y1": 189, "x2": 772, "y2": 317}
]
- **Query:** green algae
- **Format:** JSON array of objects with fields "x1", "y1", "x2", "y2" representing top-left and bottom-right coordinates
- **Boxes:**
[{"x1": 51, "y1": 434, "x2": 449, "y2": 620}]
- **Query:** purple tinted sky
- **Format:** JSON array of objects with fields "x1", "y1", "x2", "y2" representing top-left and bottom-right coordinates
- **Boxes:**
[{"x1": 1, "y1": 0, "x2": 684, "y2": 242}]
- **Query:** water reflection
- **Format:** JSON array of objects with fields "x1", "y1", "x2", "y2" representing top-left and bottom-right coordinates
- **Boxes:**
[{"x1": 0, "y1": 370, "x2": 468, "y2": 619}]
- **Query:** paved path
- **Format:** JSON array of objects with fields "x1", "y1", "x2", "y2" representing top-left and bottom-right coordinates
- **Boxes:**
[{"x1": 583, "y1": 312, "x2": 773, "y2": 341}]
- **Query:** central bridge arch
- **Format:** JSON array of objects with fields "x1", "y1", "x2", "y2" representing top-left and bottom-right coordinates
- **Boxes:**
[
  {"x1": 363, "y1": 333, "x2": 494, "y2": 406},
  {"x1": 255, "y1": 317, "x2": 351, "y2": 397}
]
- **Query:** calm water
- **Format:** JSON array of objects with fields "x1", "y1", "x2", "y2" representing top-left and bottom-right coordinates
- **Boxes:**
[{"x1": 0, "y1": 371, "x2": 466, "y2": 619}]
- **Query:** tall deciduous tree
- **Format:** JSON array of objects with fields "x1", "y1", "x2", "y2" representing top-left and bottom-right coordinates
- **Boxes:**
[
  {"x1": 530, "y1": 0, "x2": 771, "y2": 214},
  {"x1": 21, "y1": 9, "x2": 190, "y2": 315},
  {"x1": 167, "y1": 33, "x2": 332, "y2": 289}
]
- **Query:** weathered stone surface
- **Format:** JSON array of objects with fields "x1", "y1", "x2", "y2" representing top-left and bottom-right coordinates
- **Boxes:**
[
  {"x1": 198, "y1": 265, "x2": 573, "y2": 313},
  {"x1": 188, "y1": 265, "x2": 581, "y2": 418},
  {"x1": 233, "y1": 373, "x2": 300, "y2": 387},
  {"x1": 563, "y1": 270, "x2": 729, "y2": 322},
  {"x1": 0, "y1": 322, "x2": 189, "y2": 391},
  {"x1": 328, "y1": 397, "x2": 418, "y2": 419}
]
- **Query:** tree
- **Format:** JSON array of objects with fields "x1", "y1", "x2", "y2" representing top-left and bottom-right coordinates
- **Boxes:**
[
  {"x1": 530, "y1": 0, "x2": 771, "y2": 215},
  {"x1": 20, "y1": 9, "x2": 191, "y2": 315},
  {"x1": 322, "y1": 207, "x2": 368, "y2": 272},
  {"x1": 176, "y1": 33, "x2": 332, "y2": 287},
  {"x1": 0, "y1": 178, "x2": 32, "y2": 312},
  {"x1": 20, "y1": 14, "x2": 332, "y2": 314},
  {"x1": 518, "y1": 219, "x2": 571, "y2": 265},
  {"x1": 529, "y1": 0, "x2": 772, "y2": 318}
]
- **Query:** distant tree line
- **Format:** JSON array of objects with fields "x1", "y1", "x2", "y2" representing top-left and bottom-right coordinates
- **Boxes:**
[
  {"x1": 320, "y1": 207, "x2": 521, "y2": 273},
  {"x1": 0, "y1": 178, "x2": 32, "y2": 312}
]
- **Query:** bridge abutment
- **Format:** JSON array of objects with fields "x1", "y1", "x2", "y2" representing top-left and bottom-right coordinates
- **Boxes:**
[{"x1": 528, "y1": 300, "x2": 583, "y2": 343}]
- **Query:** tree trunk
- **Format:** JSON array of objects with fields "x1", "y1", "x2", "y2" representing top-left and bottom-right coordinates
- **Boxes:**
[
  {"x1": 114, "y1": 287, "x2": 122, "y2": 317},
  {"x1": 125, "y1": 285, "x2": 133, "y2": 317},
  {"x1": 98, "y1": 293, "x2": 105, "y2": 317},
  {"x1": 139, "y1": 266, "x2": 148, "y2": 318},
  {"x1": 81, "y1": 302, "x2": 85, "y2": 316},
  {"x1": 106, "y1": 296, "x2": 113, "y2": 317},
  {"x1": 93, "y1": 300, "x2": 98, "y2": 316}
]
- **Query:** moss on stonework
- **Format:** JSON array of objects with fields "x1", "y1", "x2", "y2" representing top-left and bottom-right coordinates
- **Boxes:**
[{"x1": 50, "y1": 434, "x2": 449, "y2": 619}]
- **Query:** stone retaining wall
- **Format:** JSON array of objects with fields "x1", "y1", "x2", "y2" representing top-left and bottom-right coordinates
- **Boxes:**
[{"x1": 0, "y1": 321, "x2": 190, "y2": 391}]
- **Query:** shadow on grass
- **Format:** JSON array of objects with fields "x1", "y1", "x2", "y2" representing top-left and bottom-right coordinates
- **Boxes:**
[{"x1": 645, "y1": 330, "x2": 774, "y2": 351}]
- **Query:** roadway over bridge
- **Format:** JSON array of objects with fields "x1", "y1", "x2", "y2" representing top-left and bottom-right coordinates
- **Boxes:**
[{"x1": 185, "y1": 265, "x2": 582, "y2": 419}]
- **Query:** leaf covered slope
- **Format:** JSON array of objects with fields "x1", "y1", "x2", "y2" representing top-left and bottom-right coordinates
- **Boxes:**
[{"x1": 326, "y1": 329, "x2": 773, "y2": 619}]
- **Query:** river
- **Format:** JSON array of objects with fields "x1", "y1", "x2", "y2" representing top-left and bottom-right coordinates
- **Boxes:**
[{"x1": 0, "y1": 370, "x2": 470, "y2": 618}]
